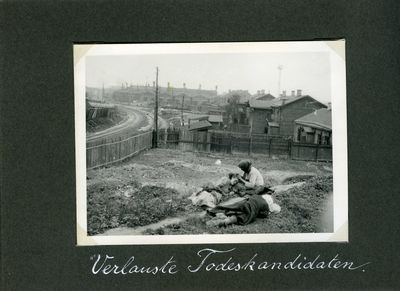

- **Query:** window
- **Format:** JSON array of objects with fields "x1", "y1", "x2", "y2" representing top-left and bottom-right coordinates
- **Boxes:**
[
  {"x1": 306, "y1": 132, "x2": 314, "y2": 143},
  {"x1": 317, "y1": 133, "x2": 322, "y2": 144}
]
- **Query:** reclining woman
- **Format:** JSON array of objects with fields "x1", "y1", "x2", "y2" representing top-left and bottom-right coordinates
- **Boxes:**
[{"x1": 206, "y1": 192, "x2": 281, "y2": 227}]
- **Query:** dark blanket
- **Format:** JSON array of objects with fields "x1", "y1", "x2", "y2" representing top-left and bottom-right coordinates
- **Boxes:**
[
  {"x1": 228, "y1": 173, "x2": 274, "y2": 197},
  {"x1": 209, "y1": 195, "x2": 270, "y2": 225},
  {"x1": 238, "y1": 185, "x2": 274, "y2": 197}
]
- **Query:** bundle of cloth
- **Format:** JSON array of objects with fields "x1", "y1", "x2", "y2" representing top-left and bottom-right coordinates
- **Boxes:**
[
  {"x1": 188, "y1": 177, "x2": 273, "y2": 210},
  {"x1": 189, "y1": 185, "x2": 223, "y2": 209}
]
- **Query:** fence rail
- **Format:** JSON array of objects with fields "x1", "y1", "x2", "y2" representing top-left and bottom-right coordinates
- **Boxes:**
[
  {"x1": 291, "y1": 142, "x2": 332, "y2": 161},
  {"x1": 157, "y1": 128, "x2": 331, "y2": 161},
  {"x1": 86, "y1": 131, "x2": 152, "y2": 169},
  {"x1": 86, "y1": 128, "x2": 331, "y2": 170}
]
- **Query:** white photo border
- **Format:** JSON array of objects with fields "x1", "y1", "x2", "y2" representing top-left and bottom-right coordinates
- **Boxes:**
[{"x1": 74, "y1": 40, "x2": 348, "y2": 246}]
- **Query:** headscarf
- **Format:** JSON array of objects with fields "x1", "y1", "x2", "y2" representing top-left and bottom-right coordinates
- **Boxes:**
[{"x1": 238, "y1": 160, "x2": 252, "y2": 174}]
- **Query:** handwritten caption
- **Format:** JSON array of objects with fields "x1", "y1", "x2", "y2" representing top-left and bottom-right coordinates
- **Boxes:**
[{"x1": 90, "y1": 248, "x2": 370, "y2": 275}]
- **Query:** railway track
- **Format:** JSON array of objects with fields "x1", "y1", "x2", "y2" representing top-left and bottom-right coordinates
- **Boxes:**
[{"x1": 86, "y1": 104, "x2": 167, "y2": 144}]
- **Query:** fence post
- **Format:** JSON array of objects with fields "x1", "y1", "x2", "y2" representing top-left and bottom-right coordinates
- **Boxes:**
[
  {"x1": 248, "y1": 136, "x2": 251, "y2": 156},
  {"x1": 288, "y1": 139, "x2": 292, "y2": 159},
  {"x1": 207, "y1": 131, "x2": 211, "y2": 152},
  {"x1": 315, "y1": 144, "x2": 319, "y2": 161},
  {"x1": 268, "y1": 138, "x2": 272, "y2": 157},
  {"x1": 229, "y1": 132, "x2": 233, "y2": 154}
]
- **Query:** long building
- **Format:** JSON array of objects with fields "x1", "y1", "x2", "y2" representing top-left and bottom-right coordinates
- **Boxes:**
[{"x1": 112, "y1": 84, "x2": 218, "y2": 109}]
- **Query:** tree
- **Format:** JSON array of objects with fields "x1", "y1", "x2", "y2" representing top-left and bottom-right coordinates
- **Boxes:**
[{"x1": 225, "y1": 94, "x2": 241, "y2": 124}]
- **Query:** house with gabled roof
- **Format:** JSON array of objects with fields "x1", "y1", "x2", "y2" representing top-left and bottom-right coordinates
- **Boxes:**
[
  {"x1": 187, "y1": 119, "x2": 213, "y2": 131},
  {"x1": 187, "y1": 114, "x2": 223, "y2": 131},
  {"x1": 294, "y1": 108, "x2": 332, "y2": 144},
  {"x1": 248, "y1": 90, "x2": 327, "y2": 136}
]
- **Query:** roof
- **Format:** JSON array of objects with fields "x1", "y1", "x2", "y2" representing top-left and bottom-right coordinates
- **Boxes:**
[
  {"x1": 272, "y1": 95, "x2": 327, "y2": 108},
  {"x1": 295, "y1": 108, "x2": 332, "y2": 131},
  {"x1": 249, "y1": 99, "x2": 275, "y2": 109},
  {"x1": 268, "y1": 122, "x2": 280, "y2": 127},
  {"x1": 237, "y1": 96, "x2": 251, "y2": 105},
  {"x1": 188, "y1": 120, "x2": 212, "y2": 131},
  {"x1": 187, "y1": 114, "x2": 223, "y2": 123},
  {"x1": 256, "y1": 93, "x2": 275, "y2": 101},
  {"x1": 208, "y1": 115, "x2": 223, "y2": 123},
  {"x1": 249, "y1": 95, "x2": 327, "y2": 110},
  {"x1": 87, "y1": 101, "x2": 115, "y2": 109}
]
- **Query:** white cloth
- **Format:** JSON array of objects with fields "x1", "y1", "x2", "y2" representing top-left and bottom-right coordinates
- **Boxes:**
[
  {"x1": 261, "y1": 194, "x2": 281, "y2": 213},
  {"x1": 244, "y1": 167, "x2": 264, "y2": 187},
  {"x1": 189, "y1": 190, "x2": 222, "y2": 208}
]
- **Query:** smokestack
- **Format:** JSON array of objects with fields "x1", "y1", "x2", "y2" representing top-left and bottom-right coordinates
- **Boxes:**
[
  {"x1": 167, "y1": 82, "x2": 170, "y2": 88},
  {"x1": 153, "y1": 81, "x2": 155, "y2": 87},
  {"x1": 199, "y1": 84, "x2": 202, "y2": 90},
  {"x1": 282, "y1": 90, "x2": 286, "y2": 97},
  {"x1": 261, "y1": 89, "x2": 265, "y2": 94},
  {"x1": 297, "y1": 89, "x2": 302, "y2": 96},
  {"x1": 291, "y1": 90, "x2": 295, "y2": 97},
  {"x1": 183, "y1": 83, "x2": 186, "y2": 89}
]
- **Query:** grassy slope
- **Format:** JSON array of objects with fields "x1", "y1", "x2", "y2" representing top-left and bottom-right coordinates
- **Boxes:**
[{"x1": 87, "y1": 149, "x2": 333, "y2": 235}]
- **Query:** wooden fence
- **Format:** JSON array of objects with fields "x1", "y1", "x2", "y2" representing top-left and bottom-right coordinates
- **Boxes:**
[
  {"x1": 87, "y1": 128, "x2": 331, "y2": 170},
  {"x1": 157, "y1": 128, "x2": 332, "y2": 161},
  {"x1": 87, "y1": 131, "x2": 152, "y2": 169},
  {"x1": 291, "y1": 142, "x2": 332, "y2": 161}
]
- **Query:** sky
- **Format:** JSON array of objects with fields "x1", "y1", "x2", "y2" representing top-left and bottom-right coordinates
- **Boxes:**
[{"x1": 86, "y1": 52, "x2": 331, "y2": 103}]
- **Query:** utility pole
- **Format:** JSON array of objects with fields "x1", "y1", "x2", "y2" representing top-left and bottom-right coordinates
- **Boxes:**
[
  {"x1": 249, "y1": 108, "x2": 253, "y2": 156},
  {"x1": 154, "y1": 67, "x2": 159, "y2": 148},
  {"x1": 181, "y1": 94, "x2": 185, "y2": 126},
  {"x1": 102, "y1": 82, "x2": 105, "y2": 103},
  {"x1": 277, "y1": 65, "x2": 283, "y2": 97}
]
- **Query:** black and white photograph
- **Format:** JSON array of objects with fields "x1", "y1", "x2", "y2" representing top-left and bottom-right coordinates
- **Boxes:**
[{"x1": 74, "y1": 41, "x2": 347, "y2": 245}]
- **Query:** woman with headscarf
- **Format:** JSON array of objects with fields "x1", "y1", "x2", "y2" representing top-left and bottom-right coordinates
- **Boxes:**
[{"x1": 237, "y1": 160, "x2": 264, "y2": 189}]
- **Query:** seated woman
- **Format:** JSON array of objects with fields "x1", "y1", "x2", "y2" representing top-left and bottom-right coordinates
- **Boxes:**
[{"x1": 237, "y1": 160, "x2": 264, "y2": 189}]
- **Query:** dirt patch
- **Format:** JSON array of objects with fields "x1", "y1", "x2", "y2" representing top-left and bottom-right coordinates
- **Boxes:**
[{"x1": 87, "y1": 181, "x2": 197, "y2": 235}]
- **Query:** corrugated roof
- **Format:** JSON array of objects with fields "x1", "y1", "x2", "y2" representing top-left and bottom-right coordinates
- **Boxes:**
[
  {"x1": 188, "y1": 120, "x2": 212, "y2": 131},
  {"x1": 295, "y1": 108, "x2": 332, "y2": 130}
]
